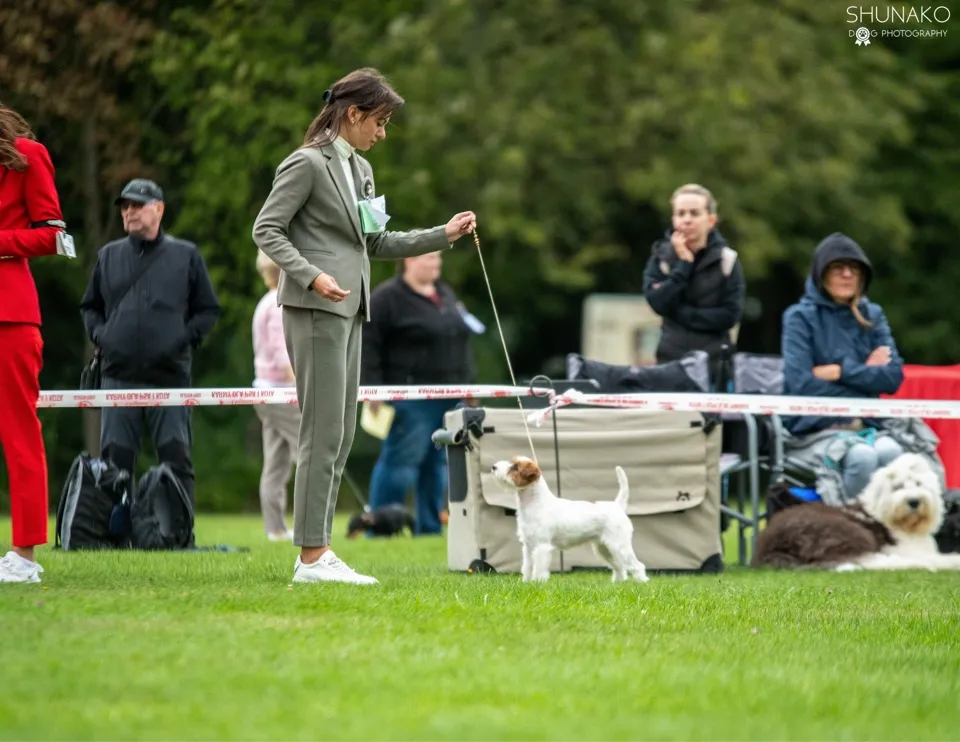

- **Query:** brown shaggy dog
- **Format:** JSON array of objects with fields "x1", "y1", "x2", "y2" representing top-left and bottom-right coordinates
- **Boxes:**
[
  {"x1": 752, "y1": 501, "x2": 895, "y2": 569},
  {"x1": 755, "y1": 454, "x2": 960, "y2": 571}
]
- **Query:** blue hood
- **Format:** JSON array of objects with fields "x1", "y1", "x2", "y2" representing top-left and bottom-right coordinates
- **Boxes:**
[
  {"x1": 809, "y1": 232, "x2": 873, "y2": 295},
  {"x1": 797, "y1": 231, "x2": 875, "y2": 324},
  {"x1": 780, "y1": 234, "x2": 903, "y2": 437}
]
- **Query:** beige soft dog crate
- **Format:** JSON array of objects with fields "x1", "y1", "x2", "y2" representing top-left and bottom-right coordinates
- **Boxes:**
[{"x1": 436, "y1": 404, "x2": 724, "y2": 575}]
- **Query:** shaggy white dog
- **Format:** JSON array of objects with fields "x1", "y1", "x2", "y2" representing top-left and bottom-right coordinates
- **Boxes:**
[
  {"x1": 490, "y1": 456, "x2": 649, "y2": 583},
  {"x1": 837, "y1": 452, "x2": 960, "y2": 572}
]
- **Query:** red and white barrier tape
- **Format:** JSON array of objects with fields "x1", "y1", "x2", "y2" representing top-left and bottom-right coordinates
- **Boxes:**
[
  {"x1": 36, "y1": 384, "x2": 550, "y2": 409},
  {"x1": 35, "y1": 383, "x2": 960, "y2": 420},
  {"x1": 526, "y1": 389, "x2": 960, "y2": 425}
]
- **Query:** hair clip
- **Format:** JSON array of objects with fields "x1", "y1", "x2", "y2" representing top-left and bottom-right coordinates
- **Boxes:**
[{"x1": 322, "y1": 89, "x2": 336, "y2": 104}]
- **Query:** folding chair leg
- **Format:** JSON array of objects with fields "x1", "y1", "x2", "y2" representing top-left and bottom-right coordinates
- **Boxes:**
[
  {"x1": 747, "y1": 417, "x2": 760, "y2": 563},
  {"x1": 736, "y1": 413, "x2": 761, "y2": 566},
  {"x1": 771, "y1": 414, "x2": 787, "y2": 483},
  {"x1": 718, "y1": 413, "x2": 766, "y2": 566}
]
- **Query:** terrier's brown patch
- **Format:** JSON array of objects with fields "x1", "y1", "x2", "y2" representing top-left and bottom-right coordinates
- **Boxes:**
[{"x1": 509, "y1": 457, "x2": 541, "y2": 489}]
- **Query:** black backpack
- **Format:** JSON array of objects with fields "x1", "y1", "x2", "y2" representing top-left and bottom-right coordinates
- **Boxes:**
[
  {"x1": 56, "y1": 453, "x2": 132, "y2": 551},
  {"x1": 130, "y1": 464, "x2": 195, "y2": 550}
]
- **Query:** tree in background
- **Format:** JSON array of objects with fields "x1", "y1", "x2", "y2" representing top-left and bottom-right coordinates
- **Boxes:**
[
  {"x1": 153, "y1": 0, "x2": 933, "y2": 372},
  {"x1": 1, "y1": 0, "x2": 957, "y2": 510}
]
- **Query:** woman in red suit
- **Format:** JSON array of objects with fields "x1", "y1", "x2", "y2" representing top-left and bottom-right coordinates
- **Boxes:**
[{"x1": 0, "y1": 104, "x2": 65, "y2": 583}]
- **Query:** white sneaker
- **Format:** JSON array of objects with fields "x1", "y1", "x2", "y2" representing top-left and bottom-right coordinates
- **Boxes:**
[
  {"x1": 0, "y1": 551, "x2": 44, "y2": 584},
  {"x1": 268, "y1": 529, "x2": 294, "y2": 542},
  {"x1": 292, "y1": 550, "x2": 379, "y2": 585}
]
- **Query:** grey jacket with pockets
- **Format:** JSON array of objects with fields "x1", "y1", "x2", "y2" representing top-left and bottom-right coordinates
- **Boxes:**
[{"x1": 252, "y1": 143, "x2": 451, "y2": 321}]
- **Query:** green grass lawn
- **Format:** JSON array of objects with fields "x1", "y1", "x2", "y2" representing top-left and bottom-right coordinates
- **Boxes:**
[{"x1": 0, "y1": 515, "x2": 958, "y2": 741}]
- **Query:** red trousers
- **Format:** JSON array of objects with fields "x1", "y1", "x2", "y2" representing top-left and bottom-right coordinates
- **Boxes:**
[{"x1": 0, "y1": 324, "x2": 48, "y2": 547}]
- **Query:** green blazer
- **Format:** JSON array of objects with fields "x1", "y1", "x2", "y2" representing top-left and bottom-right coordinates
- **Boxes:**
[{"x1": 252, "y1": 142, "x2": 450, "y2": 320}]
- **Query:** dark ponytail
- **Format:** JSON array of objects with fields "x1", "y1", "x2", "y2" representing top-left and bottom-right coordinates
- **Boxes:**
[{"x1": 302, "y1": 67, "x2": 404, "y2": 147}]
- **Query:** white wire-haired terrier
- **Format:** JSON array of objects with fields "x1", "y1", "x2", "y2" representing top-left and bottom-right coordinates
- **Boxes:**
[
  {"x1": 490, "y1": 456, "x2": 649, "y2": 583},
  {"x1": 837, "y1": 452, "x2": 960, "y2": 571}
]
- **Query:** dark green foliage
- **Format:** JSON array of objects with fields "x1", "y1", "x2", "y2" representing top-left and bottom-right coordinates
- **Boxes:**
[{"x1": 1, "y1": 0, "x2": 956, "y2": 510}]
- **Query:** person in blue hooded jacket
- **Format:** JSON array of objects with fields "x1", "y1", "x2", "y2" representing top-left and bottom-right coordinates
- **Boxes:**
[{"x1": 781, "y1": 232, "x2": 905, "y2": 500}]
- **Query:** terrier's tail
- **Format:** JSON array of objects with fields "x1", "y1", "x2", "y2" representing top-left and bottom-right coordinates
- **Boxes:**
[{"x1": 614, "y1": 466, "x2": 630, "y2": 510}]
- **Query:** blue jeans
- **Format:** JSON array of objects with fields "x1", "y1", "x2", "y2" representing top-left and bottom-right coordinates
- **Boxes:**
[
  {"x1": 842, "y1": 436, "x2": 905, "y2": 498},
  {"x1": 368, "y1": 399, "x2": 459, "y2": 535}
]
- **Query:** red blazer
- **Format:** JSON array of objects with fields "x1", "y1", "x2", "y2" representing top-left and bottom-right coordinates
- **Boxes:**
[{"x1": 0, "y1": 137, "x2": 64, "y2": 325}]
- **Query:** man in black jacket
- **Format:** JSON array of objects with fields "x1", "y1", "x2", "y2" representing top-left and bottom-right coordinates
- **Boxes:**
[{"x1": 79, "y1": 179, "x2": 220, "y2": 506}]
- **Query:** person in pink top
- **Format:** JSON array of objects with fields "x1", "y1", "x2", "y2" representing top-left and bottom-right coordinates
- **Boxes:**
[{"x1": 253, "y1": 250, "x2": 300, "y2": 540}]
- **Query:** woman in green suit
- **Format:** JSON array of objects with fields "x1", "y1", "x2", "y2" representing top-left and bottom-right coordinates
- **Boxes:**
[{"x1": 253, "y1": 67, "x2": 477, "y2": 585}]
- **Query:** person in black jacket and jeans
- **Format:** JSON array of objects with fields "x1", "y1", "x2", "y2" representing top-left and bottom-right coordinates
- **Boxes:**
[
  {"x1": 642, "y1": 183, "x2": 746, "y2": 389},
  {"x1": 79, "y1": 179, "x2": 220, "y2": 507},
  {"x1": 361, "y1": 251, "x2": 475, "y2": 535}
]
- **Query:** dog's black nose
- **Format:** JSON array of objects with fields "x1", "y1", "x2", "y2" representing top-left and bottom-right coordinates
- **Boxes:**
[{"x1": 907, "y1": 498, "x2": 921, "y2": 510}]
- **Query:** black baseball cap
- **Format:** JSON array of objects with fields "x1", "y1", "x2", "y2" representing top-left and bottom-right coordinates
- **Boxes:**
[{"x1": 115, "y1": 178, "x2": 164, "y2": 206}]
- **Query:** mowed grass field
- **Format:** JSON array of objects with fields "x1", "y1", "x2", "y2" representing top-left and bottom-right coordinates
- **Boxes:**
[{"x1": 0, "y1": 515, "x2": 958, "y2": 741}]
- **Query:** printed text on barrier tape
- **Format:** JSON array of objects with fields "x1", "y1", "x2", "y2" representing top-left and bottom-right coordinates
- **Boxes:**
[
  {"x1": 525, "y1": 390, "x2": 960, "y2": 425},
  {"x1": 36, "y1": 385, "x2": 549, "y2": 409},
  {"x1": 36, "y1": 385, "x2": 960, "y2": 419}
]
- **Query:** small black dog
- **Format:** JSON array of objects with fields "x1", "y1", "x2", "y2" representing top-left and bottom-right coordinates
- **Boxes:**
[
  {"x1": 346, "y1": 504, "x2": 416, "y2": 539},
  {"x1": 935, "y1": 489, "x2": 960, "y2": 554}
]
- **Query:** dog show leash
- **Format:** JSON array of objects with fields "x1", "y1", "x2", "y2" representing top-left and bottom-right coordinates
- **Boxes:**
[{"x1": 472, "y1": 228, "x2": 539, "y2": 465}]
